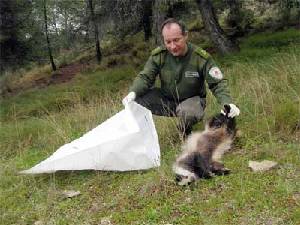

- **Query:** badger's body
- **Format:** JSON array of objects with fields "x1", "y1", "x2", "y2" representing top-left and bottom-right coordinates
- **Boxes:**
[{"x1": 173, "y1": 105, "x2": 236, "y2": 185}]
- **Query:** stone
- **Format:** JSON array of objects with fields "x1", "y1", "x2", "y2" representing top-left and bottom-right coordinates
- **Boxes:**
[{"x1": 249, "y1": 160, "x2": 278, "y2": 172}]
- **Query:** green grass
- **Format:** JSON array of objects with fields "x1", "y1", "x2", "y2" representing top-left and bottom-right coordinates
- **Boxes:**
[{"x1": 1, "y1": 29, "x2": 300, "y2": 225}]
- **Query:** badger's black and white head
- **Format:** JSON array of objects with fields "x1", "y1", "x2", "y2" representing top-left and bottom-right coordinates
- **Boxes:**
[
  {"x1": 173, "y1": 165, "x2": 198, "y2": 186},
  {"x1": 206, "y1": 104, "x2": 236, "y2": 136},
  {"x1": 173, "y1": 152, "x2": 213, "y2": 186}
]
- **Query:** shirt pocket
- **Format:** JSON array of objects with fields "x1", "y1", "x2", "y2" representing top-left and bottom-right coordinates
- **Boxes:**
[{"x1": 183, "y1": 70, "x2": 200, "y2": 85}]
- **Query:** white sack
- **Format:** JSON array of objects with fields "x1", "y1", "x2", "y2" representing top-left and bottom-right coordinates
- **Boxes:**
[{"x1": 21, "y1": 102, "x2": 160, "y2": 174}]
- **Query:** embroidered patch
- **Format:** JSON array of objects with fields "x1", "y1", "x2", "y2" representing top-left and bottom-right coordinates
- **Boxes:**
[
  {"x1": 185, "y1": 71, "x2": 199, "y2": 78},
  {"x1": 209, "y1": 67, "x2": 223, "y2": 79}
]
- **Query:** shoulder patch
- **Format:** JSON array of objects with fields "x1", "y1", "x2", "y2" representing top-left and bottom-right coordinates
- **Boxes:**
[
  {"x1": 151, "y1": 46, "x2": 166, "y2": 56},
  {"x1": 195, "y1": 47, "x2": 210, "y2": 59},
  {"x1": 209, "y1": 67, "x2": 223, "y2": 80}
]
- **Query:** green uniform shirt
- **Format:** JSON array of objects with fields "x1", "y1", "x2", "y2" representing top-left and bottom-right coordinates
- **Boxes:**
[{"x1": 129, "y1": 43, "x2": 232, "y2": 106}]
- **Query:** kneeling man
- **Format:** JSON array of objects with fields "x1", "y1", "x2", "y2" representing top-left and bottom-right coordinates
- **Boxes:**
[{"x1": 122, "y1": 18, "x2": 240, "y2": 137}]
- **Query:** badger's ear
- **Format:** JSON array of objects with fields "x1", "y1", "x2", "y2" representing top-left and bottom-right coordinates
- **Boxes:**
[{"x1": 223, "y1": 104, "x2": 231, "y2": 117}]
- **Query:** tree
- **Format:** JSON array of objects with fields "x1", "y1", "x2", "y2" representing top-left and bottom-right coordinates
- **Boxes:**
[
  {"x1": 225, "y1": 0, "x2": 254, "y2": 37},
  {"x1": 152, "y1": 0, "x2": 171, "y2": 45},
  {"x1": 54, "y1": 0, "x2": 87, "y2": 49},
  {"x1": 43, "y1": 0, "x2": 56, "y2": 71},
  {"x1": 106, "y1": 0, "x2": 143, "y2": 39},
  {"x1": 226, "y1": 0, "x2": 243, "y2": 35},
  {"x1": 0, "y1": 0, "x2": 35, "y2": 72},
  {"x1": 195, "y1": 0, "x2": 239, "y2": 55},
  {"x1": 88, "y1": 0, "x2": 101, "y2": 63},
  {"x1": 141, "y1": 0, "x2": 153, "y2": 41},
  {"x1": 280, "y1": 0, "x2": 291, "y2": 28}
]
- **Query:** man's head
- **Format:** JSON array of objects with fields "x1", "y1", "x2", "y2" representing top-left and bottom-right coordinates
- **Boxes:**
[{"x1": 161, "y1": 18, "x2": 188, "y2": 57}]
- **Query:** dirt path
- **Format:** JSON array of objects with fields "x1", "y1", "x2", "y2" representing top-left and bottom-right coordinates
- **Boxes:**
[
  {"x1": 35, "y1": 62, "x2": 88, "y2": 87},
  {"x1": 1, "y1": 62, "x2": 89, "y2": 97}
]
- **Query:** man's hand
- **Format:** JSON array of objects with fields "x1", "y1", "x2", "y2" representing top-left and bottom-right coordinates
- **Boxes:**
[
  {"x1": 122, "y1": 92, "x2": 136, "y2": 106},
  {"x1": 221, "y1": 104, "x2": 240, "y2": 118}
]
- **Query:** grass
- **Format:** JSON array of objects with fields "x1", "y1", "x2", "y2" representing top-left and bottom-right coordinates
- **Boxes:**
[{"x1": 1, "y1": 28, "x2": 300, "y2": 225}]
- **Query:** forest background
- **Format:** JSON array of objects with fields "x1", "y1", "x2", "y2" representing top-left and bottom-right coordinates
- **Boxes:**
[{"x1": 0, "y1": 0, "x2": 300, "y2": 224}]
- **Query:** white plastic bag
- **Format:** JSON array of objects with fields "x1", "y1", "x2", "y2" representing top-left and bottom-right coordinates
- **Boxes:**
[{"x1": 21, "y1": 102, "x2": 160, "y2": 174}]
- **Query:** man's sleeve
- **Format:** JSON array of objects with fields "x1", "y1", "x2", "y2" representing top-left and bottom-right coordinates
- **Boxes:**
[
  {"x1": 129, "y1": 55, "x2": 160, "y2": 97},
  {"x1": 204, "y1": 58, "x2": 232, "y2": 106}
]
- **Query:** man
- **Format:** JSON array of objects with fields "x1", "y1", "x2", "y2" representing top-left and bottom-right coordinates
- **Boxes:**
[{"x1": 122, "y1": 18, "x2": 240, "y2": 137}]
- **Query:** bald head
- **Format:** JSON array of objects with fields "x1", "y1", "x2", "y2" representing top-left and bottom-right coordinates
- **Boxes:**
[{"x1": 160, "y1": 18, "x2": 187, "y2": 35}]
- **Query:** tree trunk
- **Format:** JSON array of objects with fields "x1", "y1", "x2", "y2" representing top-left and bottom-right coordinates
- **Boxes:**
[
  {"x1": 84, "y1": 0, "x2": 90, "y2": 42},
  {"x1": 152, "y1": 0, "x2": 168, "y2": 45},
  {"x1": 196, "y1": 0, "x2": 239, "y2": 55},
  {"x1": 43, "y1": 0, "x2": 56, "y2": 71},
  {"x1": 141, "y1": 0, "x2": 152, "y2": 41},
  {"x1": 88, "y1": 0, "x2": 101, "y2": 63},
  {"x1": 63, "y1": 8, "x2": 70, "y2": 49}
]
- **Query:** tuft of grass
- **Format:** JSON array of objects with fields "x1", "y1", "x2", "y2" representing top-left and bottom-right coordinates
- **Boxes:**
[
  {"x1": 0, "y1": 65, "x2": 52, "y2": 96},
  {"x1": 274, "y1": 100, "x2": 300, "y2": 134}
]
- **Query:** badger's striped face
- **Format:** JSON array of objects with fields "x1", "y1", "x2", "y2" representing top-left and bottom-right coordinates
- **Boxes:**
[
  {"x1": 173, "y1": 165, "x2": 197, "y2": 186},
  {"x1": 207, "y1": 113, "x2": 236, "y2": 135}
]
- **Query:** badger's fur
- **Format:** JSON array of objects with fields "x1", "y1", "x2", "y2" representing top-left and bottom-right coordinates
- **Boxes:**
[{"x1": 173, "y1": 105, "x2": 236, "y2": 186}]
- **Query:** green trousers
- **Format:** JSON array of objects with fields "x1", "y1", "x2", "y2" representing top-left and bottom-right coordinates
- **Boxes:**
[{"x1": 135, "y1": 88, "x2": 206, "y2": 136}]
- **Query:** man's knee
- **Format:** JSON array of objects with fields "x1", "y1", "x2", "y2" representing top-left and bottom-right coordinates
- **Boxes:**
[
  {"x1": 176, "y1": 96, "x2": 205, "y2": 122},
  {"x1": 135, "y1": 96, "x2": 146, "y2": 107},
  {"x1": 135, "y1": 89, "x2": 176, "y2": 116}
]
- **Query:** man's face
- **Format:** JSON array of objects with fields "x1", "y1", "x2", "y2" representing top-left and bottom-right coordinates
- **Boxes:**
[{"x1": 162, "y1": 23, "x2": 188, "y2": 57}]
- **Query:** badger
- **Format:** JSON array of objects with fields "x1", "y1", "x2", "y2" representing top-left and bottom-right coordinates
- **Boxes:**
[{"x1": 173, "y1": 105, "x2": 237, "y2": 186}]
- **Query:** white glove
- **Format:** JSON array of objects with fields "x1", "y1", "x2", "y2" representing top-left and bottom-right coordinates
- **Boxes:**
[
  {"x1": 122, "y1": 92, "x2": 136, "y2": 106},
  {"x1": 221, "y1": 103, "x2": 240, "y2": 118}
]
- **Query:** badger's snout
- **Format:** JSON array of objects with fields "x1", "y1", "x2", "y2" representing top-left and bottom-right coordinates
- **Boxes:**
[{"x1": 174, "y1": 173, "x2": 196, "y2": 186}]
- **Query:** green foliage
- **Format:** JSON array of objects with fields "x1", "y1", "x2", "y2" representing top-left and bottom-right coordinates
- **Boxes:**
[
  {"x1": 237, "y1": 8, "x2": 255, "y2": 31},
  {"x1": 245, "y1": 29, "x2": 300, "y2": 49},
  {"x1": 0, "y1": 0, "x2": 42, "y2": 71},
  {"x1": 216, "y1": 28, "x2": 300, "y2": 64},
  {"x1": 187, "y1": 20, "x2": 204, "y2": 32},
  {"x1": 100, "y1": 33, "x2": 153, "y2": 70},
  {"x1": 225, "y1": 3, "x2": 255, "y2": 34}
]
